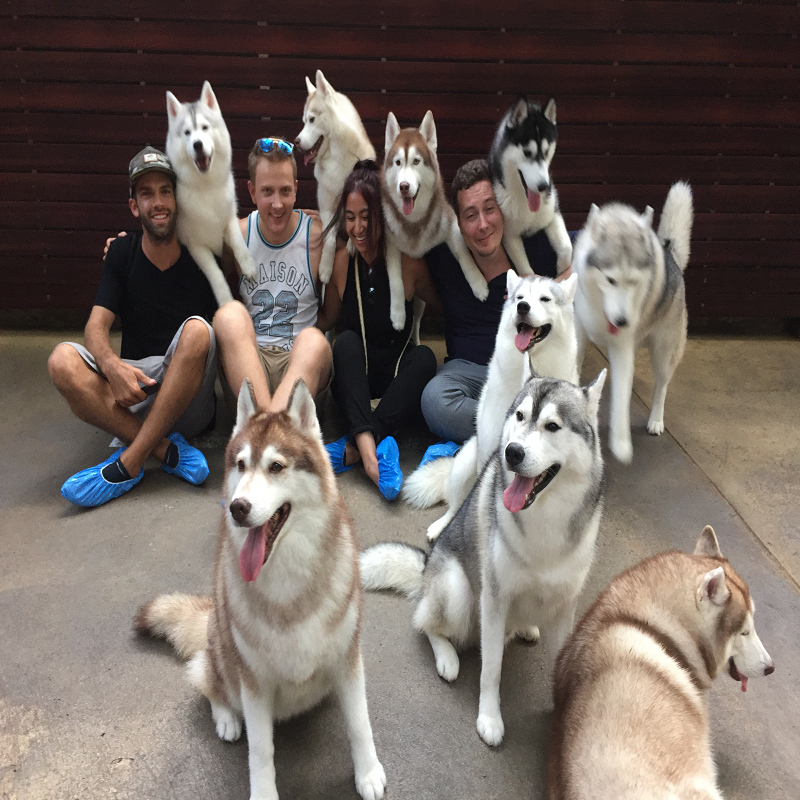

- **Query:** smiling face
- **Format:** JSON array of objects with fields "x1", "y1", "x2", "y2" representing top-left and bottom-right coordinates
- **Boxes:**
[
  {"x1": 129, "y1": 171, "x2": 177, "y2": 243},
  {"x1": 248, "y1": 158, "x2": 298, "y2": 243},
  {"x1": 456, "y1": 179, "x2": 505, "y2": 259},
  {"x1": 345, "y1": 190, "x2": 381, "y2": 263}
]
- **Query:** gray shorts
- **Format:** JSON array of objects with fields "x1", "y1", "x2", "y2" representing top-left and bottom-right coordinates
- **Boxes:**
[{"x1": 63, "y1": 316, "x2": 218, "y2": 440}]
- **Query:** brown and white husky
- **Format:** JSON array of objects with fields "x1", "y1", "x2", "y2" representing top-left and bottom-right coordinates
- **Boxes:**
[
  {"x1": 135, "y1": 379, "x2": 386, "y2": 800},
  {"x1": 548, "y1": 526, "x2": 774, "y2": 800}
]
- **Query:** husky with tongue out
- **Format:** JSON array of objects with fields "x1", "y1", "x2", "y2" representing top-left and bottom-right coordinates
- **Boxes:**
[
  {"x1": 361, "y1": 370, "x2": 606, "y2": 747},
  {"x1": 165, "y1": 81, "x2": 257, "y2": 307},
  {"x1": 135, "y1": 378, "x2": 386, "y2": 800},
  {"x1": 489, "y1": 96, "x2": 573, "y2": 279}
]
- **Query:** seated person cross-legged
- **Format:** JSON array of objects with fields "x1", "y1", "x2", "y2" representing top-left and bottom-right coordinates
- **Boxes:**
[{"x1": 317, "y1": 160, "x2": 439, "y2": 500}]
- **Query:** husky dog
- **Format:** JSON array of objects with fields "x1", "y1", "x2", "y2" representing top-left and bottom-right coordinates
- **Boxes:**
[
  {"x1": 381, "y1": 111, "x2": 489, "y2": 332},
  {"x1": 573, "y1": 181, "x2": 693, "y2": 463},
  {"x1": 403, "y1": 271, "x2": 580, "y2": 541},
  {"x1": 166, "y1": 81, "x2": 256, "y2": 307},
  {"x1": 489, "y1": 97, "x2": 573, "y2": 278},
  {"x1": 294, "y1": 70, "x2": 376, "y2": 284},
  {"x1": 548, "y1": 525, "x2": 775, "y2": 800},
  {"x1": 135, "y1": 379, "x2": 386, "y2": 800},
  {"x1": 362, "y1": 371, "x2": 606, "y2": 747}
]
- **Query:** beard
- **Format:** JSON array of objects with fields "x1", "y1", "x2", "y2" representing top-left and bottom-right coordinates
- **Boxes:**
[{"x1": 140, "y1": 209, "x2": 177, "y2": 243}]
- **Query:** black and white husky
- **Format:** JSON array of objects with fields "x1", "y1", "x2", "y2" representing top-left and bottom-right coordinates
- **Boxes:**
[
  {"x1": 361, "y1": 371, "x2": 606, "y2": 747},
  {"x1": 489, "y1": 97, "x2": 573, "y2": 278}
]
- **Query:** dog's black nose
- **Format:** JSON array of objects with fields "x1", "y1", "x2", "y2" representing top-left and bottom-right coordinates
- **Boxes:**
[
  {"x1": 615, "y1": 317, "x2": 628, "y2": 328},
  {"x1": 517, "y1": 301, "x2": 530, "y2": 316},
  {"x1": 765, "y1": 663, "x2": 775, "y2": 676},
  {"x1": 229, "y1": 498, "x2": 252, "y2": 524},
  {"x1": 505, "y1": 442, "x2": 525, "y2": 468},
  {"x1": 537, "y1": 181, "x2": 550, "y2": 193},
  {"x1": 193, "y1": 140, "x2": 204, "y2": 152}
]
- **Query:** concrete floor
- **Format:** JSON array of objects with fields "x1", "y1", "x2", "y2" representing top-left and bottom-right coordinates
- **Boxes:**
[{"x1": 1, "y1": 330, "x2": 798, "y2": 800}]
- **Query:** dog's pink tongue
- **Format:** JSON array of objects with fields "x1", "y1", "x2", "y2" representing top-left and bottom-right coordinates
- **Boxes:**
[
  {"x1": 402, "y1": 197, "x2": 415, "y2": 216},
  {"x1": 741, "y1": 676, "x2": 748, "y2": 692},
  {"x1": 527, "y1": 190, "x2": 541, "y2": 213},
  {"x1": 240, "y1": 525, "x2": 267, "y2": 583},
  {"x1": 515, "y1": 327, "x2": 534, "y2": 351},
  {"x1": 303, "y1": 152, "x2": 313, "y2": 166},
  {"x1": 503, "y1": 475, "x2": 536, "y2": 513},
  {"x1": 606, "y1": 319, "x2": 620, "y2": 336}
]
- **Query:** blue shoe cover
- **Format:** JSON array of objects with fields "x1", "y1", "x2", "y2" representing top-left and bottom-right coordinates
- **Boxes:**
[
  {"x1": 60, "y1": 448, "x2": 143, "y2": 507},
  {"x1": 325, "y1": 435, "x2": 354, "y2": 474},
  {"x1": 162, "y1": 432, "x2": 209, "y2": 485},
  {"x1": 419, "y1": 440, "x2": 460, "y2": 469},
  {"x1": 376, "y1": 436, "x2": 403, "y2": 501}
]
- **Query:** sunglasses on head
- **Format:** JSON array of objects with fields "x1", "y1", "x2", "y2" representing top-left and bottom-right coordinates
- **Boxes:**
[{"x1": 257, "y1": 137, "x2": 294, "y2": 155}]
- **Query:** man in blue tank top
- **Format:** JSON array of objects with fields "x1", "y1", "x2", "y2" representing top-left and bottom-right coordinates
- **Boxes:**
[{"x1": 422, "y1": 159, "x2": 572, "y2": 446}]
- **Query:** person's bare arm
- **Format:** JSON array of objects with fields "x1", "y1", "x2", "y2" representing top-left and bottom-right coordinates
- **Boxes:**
[
  {"x1": 555, "y1": 265, "x2": 573, "y2": 282},
  {"x1": 308, "y1": 217, "x2": 324, "y2": 284},
  {"x1": 316, "y1": 246, "x2": 347, "y2": 332},
  {"x1": 404, "y1": 254, "x2": 441, "y2": 312},
  {"x1": 84, "y1": 306, "x2": 155, "y2": 406}
]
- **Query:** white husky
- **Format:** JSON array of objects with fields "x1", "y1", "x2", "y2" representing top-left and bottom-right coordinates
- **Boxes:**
[
  {"x1": 548, "y1": 525, "x2": 775, "y2": 800},
  {"x1": 573, "y1": 181, "x2": 693, "y2": 463},
  {"x1": 294, "y1": 70, "x2": 376, "y2": 284},
  {"x1": 166, "y1": 81, "x2": 256, "y2": 306},
  {"x1": 404, "y1": 271, "x2": 579, "y2": 541},
  {"x1": 381, "y1": 111, "x2": 489, "y2": 332},
  {"x1": 136, "y1": 379, "x2": 386, "y2": 800}
]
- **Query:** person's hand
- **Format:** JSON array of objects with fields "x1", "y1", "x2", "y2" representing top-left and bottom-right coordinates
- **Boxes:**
[
  {"x1": 555, "y1": 265, "x2": 573, "y2": 282},
  {"x1": 103, "y1": 231, "x2": 127, "y2": 260},
  {"x1": 105, "y1": 360, "x2": 155, "y2": 407},
  {"x1": 301, "y1": 208, "x2": 322, "y2": 223}
]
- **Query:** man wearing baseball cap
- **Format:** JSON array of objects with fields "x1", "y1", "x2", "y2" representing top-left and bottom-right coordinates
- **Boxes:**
[{"x1": 47, "y1": 146, "x2": 219, "y2": 507}]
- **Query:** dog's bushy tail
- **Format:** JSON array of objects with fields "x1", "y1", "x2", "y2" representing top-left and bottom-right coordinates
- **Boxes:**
[
  {"x1": 360, "y1": 543, "x2": 427, "y2": 600},
  {"x1": 135, "y1": 593, "x2": 212, "y2": 660},
  {"x1": 658, "y1": 181, "x2": 693, "y2": 272},
  {"x1": 401, "y1": 457, "x2": 453, "y2": 508}
]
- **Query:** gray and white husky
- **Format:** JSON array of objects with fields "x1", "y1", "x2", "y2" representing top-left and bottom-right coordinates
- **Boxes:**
[
  {"x1": 294, "y1": 70, "x2": 376, "y2": 284},
  {"x1": 403, "y1": 270, "x2": 579, "y2": 541},
  {"x1": 573, "y1": 181, "x2": 693, "y2": 463},
  {"x1": 166, "y1": 81, "x2": 256, "y2": 306},
  {"x1": 362, "y1": 371, "x2": 606, "y2": 747},
  {"x1": 489, "y1": 97, "x2": 573, "y2": 278}
]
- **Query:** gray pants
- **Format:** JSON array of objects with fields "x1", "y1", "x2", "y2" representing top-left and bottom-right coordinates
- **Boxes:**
[{"x1": 62, "y1": 316, "x2": 217, "y2": 440}]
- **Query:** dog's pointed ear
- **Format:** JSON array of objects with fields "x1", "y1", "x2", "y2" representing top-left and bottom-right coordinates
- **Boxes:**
[
  {"x1": 315, "y1": 69, "x2": 332, "y2": 98},
  {"x1": 509, "y1": 98, "x2": 529, "y2": 128},
  {"x1": 583, "y1": 368, "x2": 607, "y2": 421},
  {"x1": 559, "y1": 272, "x2": 579, "y2": 304},
  {"x1": 166, "y1": 91, "x2": 181, "y2": 120},
  {"x1": 233, "y1": 378, "x2": 257, "y2": 437},
  {"x1": 642, "y1": 205, "x2": 654, "y2": 228},
  {"x1": 419, "y1": 110, "x2": 438, "y2": 152},
  {"x1": 385, "y1": 112, "x2": 400, "y2": 153},
  {"x1": 694, "y1": 525, "x2": 723, "y2": 559},
  {"x1": 286, "y1": 379, "x2": 321, "y2": 440},
  {"x1": 544, "y1": 97, "x2": 557, "y2": 124},
  {"x1": 585, "y1": 203, "x2": 600, "y2": 234},
  {"x1": 200, "y1": 81, "x2": 218, "y2": 112},
  {"x1": 506, "y1": 268, "x2": 522, "y2": 297},
  {"x1": 305, "y1": 75, "x2": 315, "y2": 94},
  {"x1": 697, "y1": 565, "x2": 730, "y2": 608}
]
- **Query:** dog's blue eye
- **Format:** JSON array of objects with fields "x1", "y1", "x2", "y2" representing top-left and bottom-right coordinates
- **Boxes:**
[
  {"x1": 545, "y1": 422, "x2": 561, "y2": 432},
  {"x1": 541, "y1": 296, "x2": 551, "y2": 302}
]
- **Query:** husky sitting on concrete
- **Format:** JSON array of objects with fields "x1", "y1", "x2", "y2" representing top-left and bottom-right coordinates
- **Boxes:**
[
  {"x1": 573, "y1": 182, "x2": 693, "y2": 463},
  {"x1": 362, "y1": 371, "x2": 606, "y2": 747},
  {"x1": 166, "y1": 81, "x2": 256, "y2": 306},
  {"x1": 548, "y1": 525, "x2": 775, "y2": 800}
]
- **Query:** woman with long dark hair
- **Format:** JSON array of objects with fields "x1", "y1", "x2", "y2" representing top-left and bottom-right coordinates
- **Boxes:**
[{"x1": 317, "y1": 160, "x2": 439, "y2": 499}]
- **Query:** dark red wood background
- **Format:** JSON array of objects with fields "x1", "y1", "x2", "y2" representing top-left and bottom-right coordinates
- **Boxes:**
[{"x1": 2, "y1": 1, "x2": 798, "y2": 322}]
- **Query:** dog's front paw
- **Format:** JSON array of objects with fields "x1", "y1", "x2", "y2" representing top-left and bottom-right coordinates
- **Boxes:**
[
  {"x1": 239, "y1": 252, "x2": 257, "y2": 279},
  {"x1": 435, "y1": 649, "x2": 460, "y2": 682},
  {"x1": 647, "y1": 417, "x2": 665, "y2": 436},
  {"x1": 426, "y1": 516, "x2": 447, "y2": 542},
  {"x1": 517, "y1": 625, "x2": 540, "y2": 643},
  {"x1": 470, "y1": 276, "x2": 490, "y2": 302},
  {"x1": 390, "y1": 304, "x2": 406, "y2": 332},
  {"x1": 476, "y1": 712, "x2": 505, "y2": 747},
  {"x1": 355, "y1": 761, "x2": 387, "y2": 800},
  {"x1": 610, "y1": 432, "x2": 633, "y2": 464},
  {"x1": 211, "y1": 705, "x2": 242, "y2": 742},
  {"x1": 318, "y1": 258, "x2": 333, "y2": 285}
]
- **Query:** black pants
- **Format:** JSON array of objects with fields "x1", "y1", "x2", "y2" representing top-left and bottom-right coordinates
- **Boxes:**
[{"x1": 331, "y1": 329, "x2": 437, "y2": 443}]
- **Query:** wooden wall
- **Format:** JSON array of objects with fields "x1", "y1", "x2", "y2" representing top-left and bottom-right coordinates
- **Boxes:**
[{"x1": 2, "y1": 1, "x2": 798, "y2": 322}]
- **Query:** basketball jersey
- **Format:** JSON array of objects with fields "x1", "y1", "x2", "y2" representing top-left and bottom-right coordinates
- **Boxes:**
[{"x1": 239, "y1": 210, "x2": 318, "y2": 350}]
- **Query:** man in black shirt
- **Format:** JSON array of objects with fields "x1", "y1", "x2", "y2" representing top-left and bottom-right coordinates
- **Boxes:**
[{"x1": 48, "y1": 147, "x2": 218, "y2": 507}]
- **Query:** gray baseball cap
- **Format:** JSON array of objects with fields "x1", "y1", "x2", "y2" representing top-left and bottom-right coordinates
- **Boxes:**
[{"x1": 129, "y1": 146, "x2": 176, "y2": 195}]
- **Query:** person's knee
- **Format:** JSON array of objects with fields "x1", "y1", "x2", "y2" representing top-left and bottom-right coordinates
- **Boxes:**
[
  {"x1": 420, "y1": 375, "x2": 444, "y2": 421},
  {"x1": 213, "y1": 301, "x2": 254, "y2": 342},
  {"x1": 176, "y1": 319, "x2": 211, "y2": 361},
  {"x1": 295, "y1": 326, "x2": 332, "y2": 367},
  {"x1": 332, "y1": 329, "x2": 362, "y2": 360},
  {"x1": 48, "y1": 344, "x2": 82, "y2": 389},
  {"x1": 416, "y1": 345, "x2": 438, "y2": 378}
]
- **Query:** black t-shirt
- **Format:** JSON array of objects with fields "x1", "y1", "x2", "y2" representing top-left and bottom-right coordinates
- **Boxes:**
[
  {"x1": 95, "y1": 232, "x2": 218, "y2": 360},
  {"x1": 425, "y1": 230, "x2": 558, "y2": 366}
]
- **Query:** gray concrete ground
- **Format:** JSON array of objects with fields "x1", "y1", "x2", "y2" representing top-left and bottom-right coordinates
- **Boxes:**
[{"x1": 1, "y1": 330, "x2": 798, "y2": 800}]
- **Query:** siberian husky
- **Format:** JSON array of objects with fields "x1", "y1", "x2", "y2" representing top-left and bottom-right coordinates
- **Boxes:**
[
  {"x1": 166, "y1": 81, "x2": 256, "y2": 306},
  {"x1": 135, "y1": 379, "x2": 386, "y2": 800},
  {"x1": 548, "y1": 525, "x2": 775, "y2": 800},
  {"x1": 573, "y1": 181, "x2": 693, "y2": 463},
  {"x1": 362, "y1": 371, "x2": 606, "y2": 747},
  {"x1": 381, "y1": 111, "x2": 489, "y2": 331},
  {"x1": 489, "y1": 97, "x2": 573, "y2": 278},
  {"x1": 294, "y1": 70, "x2": 376, "y2": 284},
  {"x1": 403, "y1": 270, "x2": 580, "y2": 541}
]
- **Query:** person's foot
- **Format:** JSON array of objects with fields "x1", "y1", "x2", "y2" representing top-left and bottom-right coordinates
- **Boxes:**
[
  {"x1": 376, "y1": 436, "x2": 403, "y2": 501},
  {"x1": 419, "y1": 440, "x2": 460, "y2": 468},
  {"x1": 161, "y1": 433, "x2": 209, "y2": 485},
  {"x1": 61, "y1": 448, "x2": 144, "y2": 507},
  {"x1": 325, "y1": 435, "x2": 354, "y2": 474}
]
